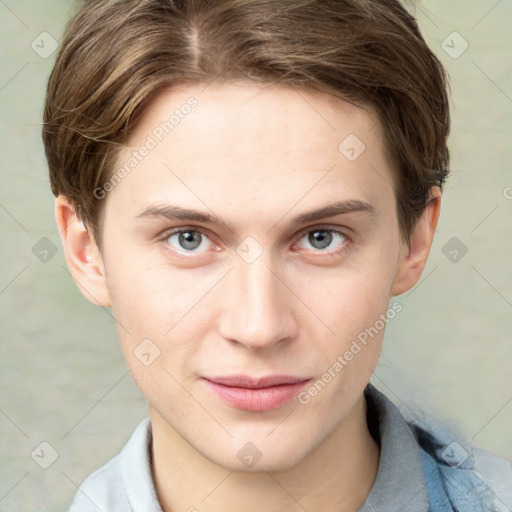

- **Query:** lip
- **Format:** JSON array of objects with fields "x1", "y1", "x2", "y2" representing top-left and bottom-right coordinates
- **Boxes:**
[{"x1": 202, "y1": 375, "x2": 311, "y2": 412}]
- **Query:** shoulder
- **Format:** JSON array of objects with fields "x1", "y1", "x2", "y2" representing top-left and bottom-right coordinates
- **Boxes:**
[
  {"x1": 68, "y1": 453, "x2": 129, "y2": 512},
  {"x1": 67, "y1": 417, "x2": 160, "y2": 512},
  {"x1": 365, "y1": 382, "x2": 512, "y2": 511},
  {"x1": 408, "y1": 412, "x2": 512, "y2": 511}
]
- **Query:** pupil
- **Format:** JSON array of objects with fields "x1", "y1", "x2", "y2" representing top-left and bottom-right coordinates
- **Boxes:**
[
  {"x1": 180, "y1": 231, "x2": 201, "y2": 250},
  {"x1": 309, "y1": 230, "x2": 332, "y2": 249}
]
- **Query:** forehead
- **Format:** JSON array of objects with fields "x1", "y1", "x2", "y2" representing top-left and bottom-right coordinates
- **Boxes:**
[
  {"x1": 132, "y1": 81, "x2": 382, "y2": 158},
  {"x1": 108, "y1": 82, "x2": 395, "y2": 224}
]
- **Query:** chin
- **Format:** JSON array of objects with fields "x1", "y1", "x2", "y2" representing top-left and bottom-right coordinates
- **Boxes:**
[{"x1": 196, "y1": 433, "x2": 317, "y2": 474}]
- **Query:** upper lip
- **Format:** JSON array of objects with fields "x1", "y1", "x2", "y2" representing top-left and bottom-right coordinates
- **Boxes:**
[{"x1": 203, "y1": 375, "x2": 310, "y2": 389}]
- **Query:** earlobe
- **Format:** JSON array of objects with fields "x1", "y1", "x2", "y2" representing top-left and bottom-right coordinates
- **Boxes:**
[
  {"x1": 55, "y1": 195, "x2": 111, "y2": 307},
  {"x1": 391, "y1": 187, "x2": 442, "y2": 296}
]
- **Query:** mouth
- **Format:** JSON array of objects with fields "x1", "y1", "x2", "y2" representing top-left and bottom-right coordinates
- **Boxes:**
[{"x1": 201, "y1": 375, "x2": 311, "y2": 412}]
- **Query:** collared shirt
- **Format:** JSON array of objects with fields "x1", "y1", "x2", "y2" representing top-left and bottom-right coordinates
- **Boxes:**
[{"x1": 67, "y1": 383, "x2": 512, "y2": 512}]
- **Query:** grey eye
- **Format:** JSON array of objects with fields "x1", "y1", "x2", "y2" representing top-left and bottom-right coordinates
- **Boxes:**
[
  {"x1": 308, "y1": 230, "x2": 332, "y2": 249},
  {"x1": 299, "y1": 229, "x2": 345, "y2": 251},
  {"x1": 167, "y1": 230, "x2": 211, "y2": 252}
]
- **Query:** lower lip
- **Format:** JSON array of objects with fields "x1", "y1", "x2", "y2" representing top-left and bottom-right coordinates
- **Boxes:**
[{"x1": 203, "y1": 379, "x2": 310, "y2": 412}]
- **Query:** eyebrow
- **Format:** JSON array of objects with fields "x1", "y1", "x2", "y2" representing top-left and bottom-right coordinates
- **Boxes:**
[
  {"x1": 135, "y1": 199, "x2": 375, "y2": 228},
  {"x1": 290, "y1": 199, "x2": 375, "y2": 224}
]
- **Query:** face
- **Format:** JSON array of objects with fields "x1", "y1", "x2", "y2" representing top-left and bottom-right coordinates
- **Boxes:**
[{"x1": 85, "y1": 82, "x2": 410, "y2": 470}]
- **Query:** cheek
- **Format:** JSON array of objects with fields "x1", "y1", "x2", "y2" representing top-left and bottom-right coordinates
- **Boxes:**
[
  {"x1": 105, "y1": 254, "x2": 212, "y2": 333},
  {"x1": 295, "y1": 258, "x2": 397, "y2": 334},
  {"x1": 103, "y1": 252, "x2": 222, "y2": 379},
  {"x1": 290, "y1": 245, "x2": 399, "y2": 382},
  {"x1": 104, "y1": 263, "x2": 208, "y2": 399}
]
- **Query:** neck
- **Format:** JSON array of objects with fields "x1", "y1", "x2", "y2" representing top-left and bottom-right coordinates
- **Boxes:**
[{"x1": 150, "y1": 394, "x2": 379, "y2": 512}]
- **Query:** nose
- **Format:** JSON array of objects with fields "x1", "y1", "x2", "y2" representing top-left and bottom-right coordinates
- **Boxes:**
[{"x1": 217, "y1": 251, "x2": 298, "y2": 351}]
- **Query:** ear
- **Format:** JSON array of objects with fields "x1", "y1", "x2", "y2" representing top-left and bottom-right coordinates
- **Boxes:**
[
  {"x1": 55, "y1": 195, "x2": 111, "y2": 307},
  {"x1": 391, "y1": 186, "x2": 442, "y2": 296}
]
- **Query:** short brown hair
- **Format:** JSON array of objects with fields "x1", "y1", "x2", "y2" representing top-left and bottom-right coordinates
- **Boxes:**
[{"x1": 42, "y1": 0, "x2": 450, "y2": 248}]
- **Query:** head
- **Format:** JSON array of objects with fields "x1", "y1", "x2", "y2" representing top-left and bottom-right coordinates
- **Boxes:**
[{"x1": 43, "y1": 0, "x2": 450, "y2": 471}]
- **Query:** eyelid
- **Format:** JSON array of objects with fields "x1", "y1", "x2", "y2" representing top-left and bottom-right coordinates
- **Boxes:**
[
  {"x1": 161, "y1": 226, "x2": 212, "y2": 239},
  {"x1": 295, "y1": 223, "x2": 351, "y2": 239}
]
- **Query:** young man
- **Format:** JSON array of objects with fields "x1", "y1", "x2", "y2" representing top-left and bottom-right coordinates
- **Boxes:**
[{"x1": 42, "y1": 0, "x2": 511, "y2": 510}]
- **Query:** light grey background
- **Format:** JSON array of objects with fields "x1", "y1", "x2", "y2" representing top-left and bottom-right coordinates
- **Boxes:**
[{"x1": 0, "y1": 1, "x2": 511, "y2": 511}]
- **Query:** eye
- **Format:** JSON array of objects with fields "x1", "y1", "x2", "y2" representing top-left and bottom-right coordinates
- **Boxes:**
[
  {"x1": 165, "y1": 229, "x2": 213, "y2": 253},
  {"x1": 296, "y1": 228, "x2": 347, "y2": 253}
]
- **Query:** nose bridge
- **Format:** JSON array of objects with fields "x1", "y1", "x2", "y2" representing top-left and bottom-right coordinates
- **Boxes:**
[{"x1": 218, "y1": 249, "x2": 295, "y2": 350}]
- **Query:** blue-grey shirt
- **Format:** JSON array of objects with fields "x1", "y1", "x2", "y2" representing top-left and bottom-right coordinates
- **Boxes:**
[{"x1": 67, "y1": 383, "x2": 512, "y2": 512}]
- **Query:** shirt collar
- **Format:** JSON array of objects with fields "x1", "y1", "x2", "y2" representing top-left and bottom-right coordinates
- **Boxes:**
[
  {"x1": 358, "y1": 382, "x2": 430, "y2": 512},
  {"x1": 119, "y1": 416, "x2": 163, "y2": 512}
]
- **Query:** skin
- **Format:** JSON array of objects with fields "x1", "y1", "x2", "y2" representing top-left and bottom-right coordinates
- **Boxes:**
[{"x1": 56, "y1": 81, "x2": 441, "y2": 512}]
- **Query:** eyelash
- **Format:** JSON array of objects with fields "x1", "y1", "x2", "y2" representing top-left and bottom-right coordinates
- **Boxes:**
[{"x1": 159, "y1": 225, "x2": 351, "y2": 258}]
